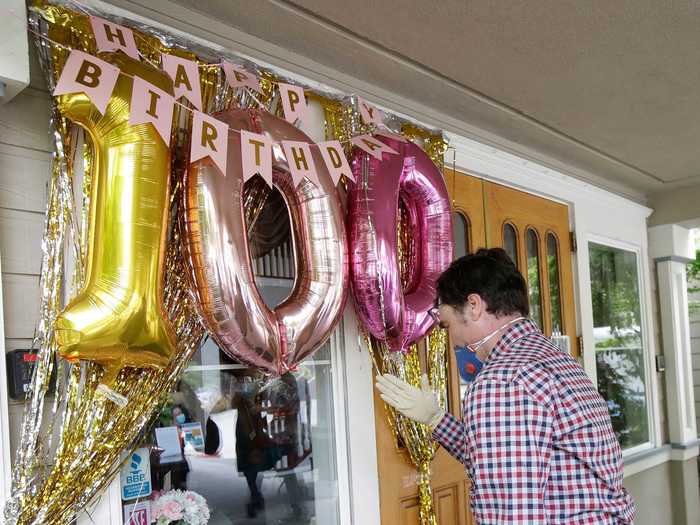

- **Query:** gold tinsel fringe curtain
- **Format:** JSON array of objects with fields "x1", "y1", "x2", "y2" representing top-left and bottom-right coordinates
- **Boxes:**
[{"x1": 368, "y1": 330, "x2": 449, "y2": 525}]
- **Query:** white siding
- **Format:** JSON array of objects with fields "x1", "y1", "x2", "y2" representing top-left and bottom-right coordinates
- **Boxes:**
[{"x1": 0, "y1": 47, "x2": 51, "y2": 457}]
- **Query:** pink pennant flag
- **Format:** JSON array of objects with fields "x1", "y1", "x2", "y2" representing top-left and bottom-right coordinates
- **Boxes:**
[
  {"x1": 240, "y1": 130, "x2": 273, "y2": 186},
  {"x1": 317, "y1": 140, "x2": 353, "y2": 185},
  {"x1": 90, "y1": 16, "x2": 139, "y2": 60},
  {"x1": 191, "y1": 111, "x2": 228, "y2": 175},
  {"x1": 162, "y1": 54, "x2": 202, "y2": 110},
  {"x1": 351, "y1": 135, "x2": 399, "y2": 161},
  {"x1": 357, "y1": 97, "x2": 384, "y2": 126},
  {"x1": 375, "y1": 129, "x2": 409, "y2": 142},
  {"x1": 129, "y1": 77, "x2": 175, "y2": 144},
  {"x1": 54, "y1": 50, "x2": 119, "y2": 115},
  {"x1": 278, "y1": 83, "x2": 309, "y2": 125},
  {"x1": 281, "y1": 141, "x2": 317, "y2": 187},
  {"x1": 222, "y1": 62, "x2": 262, "y2": 94}
]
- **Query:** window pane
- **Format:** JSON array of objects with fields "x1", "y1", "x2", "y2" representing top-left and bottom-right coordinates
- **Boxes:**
[
  {"x1": 127, "y1": 338, "x2": 342, "y2": 524},
  {"x1": 123, "y1": 190, "x2": 342, "y2": 524},
  {"x1": 589, "y1": 242, "x2": 649, "y2": 449},
  {"x1": 547, "y1": 233, "x2": 563, "y2": 335},
  {"x1": 503, "y1": 223, "x2": 518, "y2": 267},
  {"x1": 526, "y1": 229, "x2": 543, "y2": 328},
  {"x1": 452, "y1": 212, "x2": 469, "y2": 258}
]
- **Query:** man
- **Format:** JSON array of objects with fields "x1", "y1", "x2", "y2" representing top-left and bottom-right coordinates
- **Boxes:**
[{"x1": 376, "y1": 248, "x2": 635, "y2": 524}]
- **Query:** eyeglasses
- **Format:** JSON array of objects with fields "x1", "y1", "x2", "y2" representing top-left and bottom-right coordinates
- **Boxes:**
[
  {"x1": 428, "y1": 307, "x2": 440, "y2": 322},
  {"x1": 428, "y1": 302, "x2": 441, "y2": 323}
]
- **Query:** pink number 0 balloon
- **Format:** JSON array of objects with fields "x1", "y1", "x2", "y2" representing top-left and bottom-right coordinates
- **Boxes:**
[
  {"x1": 183, "y1": 109, "x2": 348, "y2": 375},
  {"x1": 348, "y1": 136, "x2": 453, "y2": 352}
]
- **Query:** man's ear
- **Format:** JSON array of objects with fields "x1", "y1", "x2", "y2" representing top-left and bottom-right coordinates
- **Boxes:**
[{"x1": 466, "y1": 293, "x2": 483, "y2": 321}]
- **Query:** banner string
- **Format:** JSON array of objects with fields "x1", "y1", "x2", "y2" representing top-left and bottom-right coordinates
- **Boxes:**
[{"x1": 25, "y1": 23, "x2": 401, "y2": 153}]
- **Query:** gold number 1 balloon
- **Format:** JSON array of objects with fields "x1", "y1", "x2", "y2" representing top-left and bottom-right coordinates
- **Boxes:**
[{"x1": 54, "y1": 52, "x2": 176, "y2": 385}]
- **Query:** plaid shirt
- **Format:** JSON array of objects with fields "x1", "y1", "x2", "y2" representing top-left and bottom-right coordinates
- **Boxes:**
[{"x1": 433, "y1": 319, "x2": 635, "y2": 524}]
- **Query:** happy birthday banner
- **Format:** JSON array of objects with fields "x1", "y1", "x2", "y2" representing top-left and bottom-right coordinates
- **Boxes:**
[{"x1": 49, "y1": 15, "x2": 421, "y2": 186}]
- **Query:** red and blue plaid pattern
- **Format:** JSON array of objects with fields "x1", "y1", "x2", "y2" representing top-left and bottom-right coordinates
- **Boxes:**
[{"x1": 433, "y1": 319, "x2": 635, "y2": 524}]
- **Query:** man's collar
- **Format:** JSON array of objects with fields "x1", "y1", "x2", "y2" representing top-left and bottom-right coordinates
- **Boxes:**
[{"x1": 485, "y1": 317, "x2": 539, "y2": 363}]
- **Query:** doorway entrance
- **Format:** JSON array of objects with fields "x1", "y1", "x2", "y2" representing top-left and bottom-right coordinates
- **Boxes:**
[{"x1": 373, "y1": 170, "x2": 579, "y2": 525}]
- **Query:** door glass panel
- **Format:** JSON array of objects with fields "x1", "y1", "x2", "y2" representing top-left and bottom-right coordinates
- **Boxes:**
[
  {"x1": 502, "y1": 223, "x2": 518, "y2": 267},
  {"x1": 452, "y1": 212, "x2": 469, "y2": 258},
  {"x1": 589, "y1": 242, "x2": 650, "y2": 449},
  {"x1": 451, "y1": 212, "x2": 472, "y2": 401},
  {"x1": 546, "y1": 233, "x2": 563, "y2": 335},
  {"x1": 526, "y1": 228, "x2": 543, "y2": 328},
  {"x1": 121, "y1": 189, "x2": 342, "y2": 525}
]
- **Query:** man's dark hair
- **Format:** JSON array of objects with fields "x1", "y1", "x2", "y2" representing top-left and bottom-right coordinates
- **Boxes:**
[{"x1": 436, "y1": 248, "x2": 529, "y2": 317}]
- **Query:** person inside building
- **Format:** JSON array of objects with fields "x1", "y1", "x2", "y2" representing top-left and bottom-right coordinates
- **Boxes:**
[
  {"x1": 376, "y1": 248, "x2": 636, "y2": 524},
  {"x1": 233, "y1": 373, "x2": 276, "y2": 518}
]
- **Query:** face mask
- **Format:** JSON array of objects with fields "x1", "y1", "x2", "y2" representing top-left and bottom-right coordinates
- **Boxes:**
[
  {"x1": 175, "y1": 413, "x2": 186, "y2": 425},
  {"x1": 465, "y1": 316, "x2": 526, "y2": 353},
  {"x1": 455, "y1": 346, "x2": 483, "y2": 382}
]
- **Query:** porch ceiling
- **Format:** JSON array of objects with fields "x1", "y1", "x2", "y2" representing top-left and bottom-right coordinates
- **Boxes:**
[{"x1": 163, "y1": 0, "x2": 700, "y2": 202}]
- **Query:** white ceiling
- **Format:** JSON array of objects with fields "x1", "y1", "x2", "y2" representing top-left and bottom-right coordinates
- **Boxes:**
[{"x1": 146, "y1": 1, "x2": 700, "y2": 204}]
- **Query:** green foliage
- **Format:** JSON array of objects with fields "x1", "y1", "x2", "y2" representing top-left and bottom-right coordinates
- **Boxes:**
[
  {"x1": 686, "y1": 249, "x2": 700, "y2": 283},
  {"x1": 527, "y1": 253, "x2": 542, "y2": 328},
  {"x1": 547, "y1": 253, "x2": 562, "y2": 333},
  {"x1": 686, "y1": 250, "x2": 700, "y2": 311},
  {"x1": 589, "y1": 244, "x2": 641, "y2": 338}
]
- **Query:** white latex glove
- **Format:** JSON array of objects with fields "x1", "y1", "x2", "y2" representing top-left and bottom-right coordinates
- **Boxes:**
[{"x1": 375, "y1": 373, "x2": 445, "y2": 428}]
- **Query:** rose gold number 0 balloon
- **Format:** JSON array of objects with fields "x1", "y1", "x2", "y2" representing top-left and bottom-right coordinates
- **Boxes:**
[{"x1": 184, "y1": 109, "x2": 348, "y2": 375}]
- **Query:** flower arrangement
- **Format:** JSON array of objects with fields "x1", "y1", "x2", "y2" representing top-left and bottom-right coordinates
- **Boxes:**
[{"x1": 151, "y1": 489, "x2": 210, "y2": 525}]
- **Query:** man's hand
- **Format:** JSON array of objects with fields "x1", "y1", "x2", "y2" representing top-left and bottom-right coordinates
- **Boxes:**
[{"x1": 375, "y1": 373, "x2": 445, "y2": 428}]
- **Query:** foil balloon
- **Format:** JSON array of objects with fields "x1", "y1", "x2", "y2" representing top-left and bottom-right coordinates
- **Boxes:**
[
  {"x1": 183, "y1": 109, "x2": 348, "y2": 375},
  {"x1": 54, "y1": 52, "x2": 176, "y2": 384},
  {"x1": 348, "y1": 137, "x2": 453, "y2": 352}
]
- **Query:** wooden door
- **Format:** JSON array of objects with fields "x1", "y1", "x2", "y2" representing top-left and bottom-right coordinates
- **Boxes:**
[
  {"x1": 373, "y1": 169, "x2": 483, "y2": 525},
  {"x1": 374, "y1": 172, "x2": 580, "y2": 524},
  {"x1": 482, "y1": 181, "x2": 577, "y2": 347}
]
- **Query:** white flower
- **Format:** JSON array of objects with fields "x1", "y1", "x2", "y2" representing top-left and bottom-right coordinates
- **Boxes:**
[{"x1": 151, "y1": 489, "x2": 210, "y2": 524}]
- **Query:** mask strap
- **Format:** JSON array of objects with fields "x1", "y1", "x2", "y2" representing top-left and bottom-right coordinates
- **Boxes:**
[{"x1": 466, "y1": 316, "x2": 526, "y2": 353}]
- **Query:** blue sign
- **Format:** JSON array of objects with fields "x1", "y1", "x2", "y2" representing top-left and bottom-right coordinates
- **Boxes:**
[{"x1": 120, "y1": 447, "x2": 152, "y2": 501}]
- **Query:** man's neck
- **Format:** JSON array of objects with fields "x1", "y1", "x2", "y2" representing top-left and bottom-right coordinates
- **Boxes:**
[{"x1": 475, "y1": 313, "x2": 523, "y2": 362}]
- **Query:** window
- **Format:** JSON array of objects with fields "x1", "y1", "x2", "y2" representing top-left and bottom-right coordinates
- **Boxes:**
[
  {"x1": 589, "y1": 242, "x2": 650, "y2": 449},
  {"x1": 127, "y1": 338, "x2": 342, "y2": 524},
  {"x1": 526, "y1": 228, "x2": 543, "y2": 329},
  {"x1": 546, "y1": 233, "x2": 563, "y2": 335},
  {"x1": 502, "y1": 223, "x2": 518, "y2": 267},
  {"x1": 452, "y1": 212, "x2": 470, "y2": 258},
  {"x1": 121, "y1": 189, "x2": 344, "y2": 524},
  {"x1": 452, "y1": 212, "x2": 471, "y2": 401}
]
